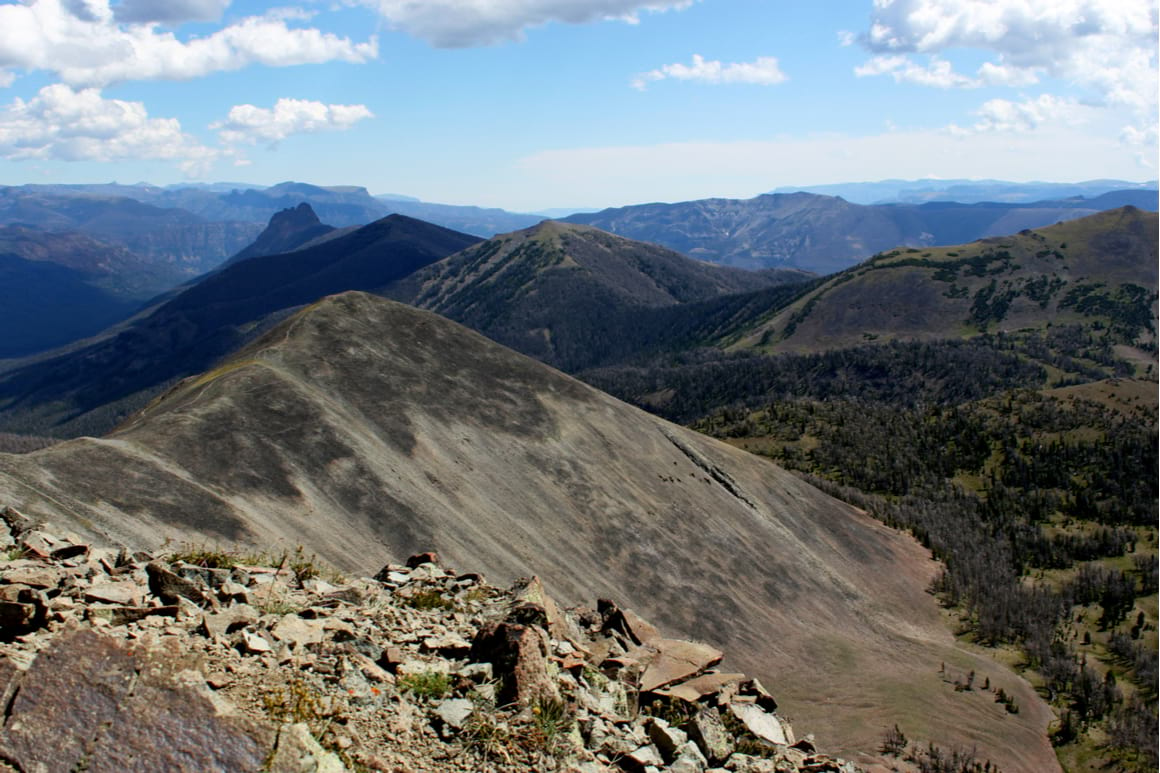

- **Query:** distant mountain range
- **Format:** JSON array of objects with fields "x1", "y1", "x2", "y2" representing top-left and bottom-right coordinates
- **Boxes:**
[
  {"x1": 770, "y1": 178, "x2": 1159, "y2": 205},
  {"x1": 563, "y1": 189, "x2": 1159, "y2": 274},
  {"x1": 0, "y1": 186, "x2": 262, "y2": 277},
  {"x1": 4, "y1": 181, "x2": 544, "y2": 237}
]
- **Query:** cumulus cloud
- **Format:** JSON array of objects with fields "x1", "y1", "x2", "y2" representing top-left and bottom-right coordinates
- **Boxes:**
[
  {"x1": 0, "y1": 83, "x2": 219, "y2": 173},
  {"x1": 855, "y1": 54, "x2": 975, "y2": 88},
  {"x1": 0, "y1": 0, "x2": 378, "y2": 86},
  {"x1": 359, "y1": 0, "x2": 692, "y2": 47},
  {"x1": 854, "y1": 0, "x2": 1158, "y2": 147},
  {"x1": 856, "y1": 0, "x2": 1157, "y2": 104},
  {"x1": 113, "y1": 0, "x2": 231, "y2": 24},
  {"x1": 966, "y1": 94, "x2": 1080, "y2": 133},
  {"x1": 633, "y1": 54, "x2": 786, "y2": 90},
  {"x1": 213, "y1": 98, "x2": 374, "y2": 145}
]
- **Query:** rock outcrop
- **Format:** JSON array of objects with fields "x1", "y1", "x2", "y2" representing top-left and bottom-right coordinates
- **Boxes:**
[{"x1": 0, "y1": 509, "x2": 859, "y2": 772}]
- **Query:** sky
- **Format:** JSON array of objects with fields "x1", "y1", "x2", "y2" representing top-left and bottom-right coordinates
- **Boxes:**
[{"x1": 0, "y1": 0, "x2": 1156, "y2": 211}]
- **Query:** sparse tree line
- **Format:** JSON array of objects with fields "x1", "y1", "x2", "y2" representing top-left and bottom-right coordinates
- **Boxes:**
[{"x1": 599, "y1": 334, "x2": 1157, "y2": 770}]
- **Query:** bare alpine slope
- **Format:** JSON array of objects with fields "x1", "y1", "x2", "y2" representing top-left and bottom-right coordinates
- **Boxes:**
[{"x1": 0, "y1": 292, "x2": 1056, "y2": 770}]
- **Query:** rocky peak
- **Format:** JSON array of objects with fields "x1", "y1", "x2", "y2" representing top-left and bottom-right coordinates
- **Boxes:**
[
  {"x1": 225, "y1": 202, "x2": 334, "y2": 266},
  {"x1": 0, "y1": 505, "x2": 861, "y2": 773}
]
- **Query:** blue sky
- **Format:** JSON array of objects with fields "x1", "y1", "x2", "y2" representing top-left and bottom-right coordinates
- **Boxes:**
[{"x1": 0, "y1": 0, "x2": 1156, "y2": 210}]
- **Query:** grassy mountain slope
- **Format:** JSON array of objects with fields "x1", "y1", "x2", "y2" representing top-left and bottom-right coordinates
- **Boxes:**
[
  {"x1": 0, "y1": 215, "x2": 480, "y2": 437},
  {"x1": 0, "y1": 291, "x2": 1058, "y2": 771},
  {"x1": 398, "y1": 220, "x2": 808, "y2": 370},
  {"x1": 737, "y1": 207, "x2": 1158, "y2": 354}
]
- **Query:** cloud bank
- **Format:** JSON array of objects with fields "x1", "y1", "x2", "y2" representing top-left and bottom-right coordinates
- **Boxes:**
[
  {"x1": 0, "y1": 0, "x2": 377, "y2": 86},
  {"x1": 0, "y1": 84, "x2": 218, "y2": 173}
]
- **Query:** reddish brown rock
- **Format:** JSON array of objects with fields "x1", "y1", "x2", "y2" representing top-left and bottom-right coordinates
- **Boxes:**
[
  {"x1": 0, "y1": 629, "x2": 277, "y2": 772},
  {"x1": 635, "y1": 638, "x2": 724, "y2": 692},
  {"x1": 470, "y1": 620, "x2": 558, "y2": 705}
]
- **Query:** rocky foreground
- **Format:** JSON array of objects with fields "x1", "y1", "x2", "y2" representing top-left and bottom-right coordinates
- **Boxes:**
[{"x1": 0, "y1": 505, "x2": 862, "y2": 773}]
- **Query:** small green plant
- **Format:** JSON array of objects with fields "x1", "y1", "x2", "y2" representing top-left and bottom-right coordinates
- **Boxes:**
[
  {"x1": 168, "y1": 544, "x2": 239, "y2": 569},
  {"x1": 398, "y1": 670, "x2": 451, "y2": 698},
  {"x1": 288, "y1": 545, "x2": 321, "y2": 585},
  {"x1": 263, "y1": 678, "x2": 328, "y2": 726},
  {"x1": 405, "y1": 589, "x2": 456, "y2": 611},
  {"x1": 516, "y1": 695, "x2": 575, "y2": 759},
  {"x1": 462, "y1": 708, "x2": 514, "y2": 763}
]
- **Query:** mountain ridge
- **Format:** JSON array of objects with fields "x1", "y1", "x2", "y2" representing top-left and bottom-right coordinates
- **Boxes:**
[{"x1": 0, "y1": 291, "x2": 1058, "y2": 770}]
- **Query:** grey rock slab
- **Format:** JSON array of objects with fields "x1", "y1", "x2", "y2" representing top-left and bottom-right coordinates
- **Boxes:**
[
  {"x1": 727, "y1": 702, "x2": 787, "y2": 746},
  {"x1": 242, "y1": 630, "x2": 273, "y2": 653},
  {"x1": 271, "y1": 614, "x2": 325, "y2": 647},
  {"x1": 83, "y1": 582, "x2": 141, "y2": 606},
  {"x1": 647, "y1": 717, "x2": 688, "y2": 762},
  {"x1": 669, "y1": 740, "x2": 709, "y2": 773},
  {"x1": 435, "y1": 698, "x2": 474, "y2": 730},
  {"x1": 626, "y1": 743, "x2": 664, "y2": 767},
  {"x1": 2, "y1": 566, "x2": 62, "y2": 589}
]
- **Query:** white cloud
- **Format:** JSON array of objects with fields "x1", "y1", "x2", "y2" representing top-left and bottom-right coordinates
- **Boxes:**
[
  {"x1": 0, "y1": 0, "x2": 378, "y2": 86},
  {"x1": 359, "y1": 0, "x2": 692, "y2": 47},
  {"x1": 857, "y1": 0, "x2": 1157, "y2": 104},
  {"x1": 0, "y1": 71, "x2": 14, "y2": 88},
  {"x1": 855, "y1": 54, "x2": 975, "y2": 88},
  {"x1": 976, "y1": 60, "x2": 1040, "y2": 87},
  {"x1": 0, "y1": 83, "x2": 220, "y2": 173},
  {"x1": 854, "y1": 1, "x2": 1158, "y2": 146},
  {"x1": 632, "y1": 54, "x2": 786, "y2": 90},
  {"x1": 113, "y1": 0, "x2": 231, "y2": 24},
  {"x1": 213, "y1": 98, "x2": 374, "y2": 145},
  {"x1": 964, "y1": 94, "x2": 1080, "y2": 133}
]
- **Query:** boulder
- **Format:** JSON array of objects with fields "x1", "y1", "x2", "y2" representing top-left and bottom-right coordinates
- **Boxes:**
[
  {"x1": 0, "y1": 629, "x2": 275, "y2": 772},
  {"x1": 146, "y1": 562, "x2": 215, "y2": 607},
  {"x1": 470, "y1": 621, "x2": 558, "y2": 705},
  {"x1": 687, "y1": 706, "x2": 734, "y2": 764}
]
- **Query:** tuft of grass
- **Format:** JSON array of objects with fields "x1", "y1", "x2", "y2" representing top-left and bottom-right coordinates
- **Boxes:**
[
  {"x1": 398, "y1": 671, "x2": 451, "y2": 698},
  {"x1": 287, "y1": 545, "x2": 321, "y2": 585},
  {"x1": 405, "y1": 589, "x2": 456, "y2": 611},
  {"x1": 168, "y1": 544, "x2": 240, "y2": 569},
  {"x1": 521, "y1": 696, "x2": 575, "y2": 758},
  {"x1": 462, "y1": 708, "x2": 514, "y2": 763}
]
